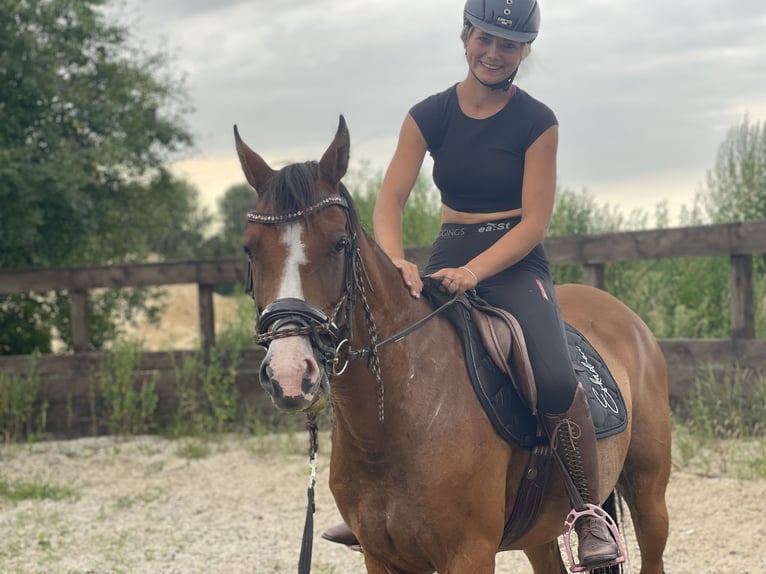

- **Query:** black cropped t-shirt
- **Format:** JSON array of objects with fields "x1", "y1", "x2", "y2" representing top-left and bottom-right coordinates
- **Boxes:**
[{"x1": 409, "y1": 84, "x2": 557, "y2": 213}]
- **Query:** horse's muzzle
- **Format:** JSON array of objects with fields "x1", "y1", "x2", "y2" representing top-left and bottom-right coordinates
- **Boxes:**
[{"x1": 259, "y1": 347, "x2": 330, "y2": 413}]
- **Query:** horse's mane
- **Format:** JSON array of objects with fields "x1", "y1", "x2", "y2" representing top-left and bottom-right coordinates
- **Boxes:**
[{"x1": 263, "y1": 161, "x2": 363, "y2": 234}]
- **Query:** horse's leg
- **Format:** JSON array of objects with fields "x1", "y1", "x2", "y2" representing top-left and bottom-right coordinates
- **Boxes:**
[
  {"x1": 523, "y1": 541, "x2": 568, "y2": 574},
  {"x1": 619, "y1": 430, "x2": 671, "y2": 573},
  {"x1": 618, "y1": 477, "x2": 670, "y2": 574}
]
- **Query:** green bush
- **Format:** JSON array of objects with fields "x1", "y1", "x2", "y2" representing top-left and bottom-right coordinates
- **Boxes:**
[
  {"x1": 0, "y1": 366, "x2": 46, "y2": 442},
  {"x1": 674, "y1": 366, "x2": 766, "y2": 440},
  {"x1": 97, "y1": 339, "x2": 158, "y2": 436},
  {"x1": 169, "y1": 291, "x2": 254, "y2": 436}
]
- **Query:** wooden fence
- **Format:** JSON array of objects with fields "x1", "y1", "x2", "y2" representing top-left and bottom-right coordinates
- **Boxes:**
[{"x1": 1, "y1": 220, "x2": 765, "y2": 436}]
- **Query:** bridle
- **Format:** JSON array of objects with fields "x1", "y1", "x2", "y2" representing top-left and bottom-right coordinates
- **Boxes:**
[
  {"x1": 244, "y1": 192, "x2": 459, "y2": 423},
  {"x1": 245, "y1": 193, "x2": 387, "y2": 421}
]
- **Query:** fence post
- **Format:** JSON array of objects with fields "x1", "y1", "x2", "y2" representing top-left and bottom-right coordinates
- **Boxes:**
[
  {"x1": 198, "y1": 283, "x2": 216, "y2": 352},
  {"x1": 70, "y1": 290, "x2": 90, "y2": 352},
  {"x1": 583, "y1": 263, "x2": 606, "y2": 290},
  {"x1": 730, "y1": 254, "x2": 754, "y2": 338}
]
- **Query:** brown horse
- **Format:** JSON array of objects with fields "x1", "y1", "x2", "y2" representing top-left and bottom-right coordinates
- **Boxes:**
[{"x1": 236, "y1": 116, "x2": 671, "y2": 574}]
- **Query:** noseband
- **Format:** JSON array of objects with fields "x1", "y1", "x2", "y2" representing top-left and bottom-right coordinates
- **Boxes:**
[{"x1": 254, "y1": 298, "x2": 343, "y2": 364}]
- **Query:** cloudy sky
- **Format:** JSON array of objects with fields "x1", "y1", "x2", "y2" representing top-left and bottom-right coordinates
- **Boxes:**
[{"x1": 112, "y1": 0, "x2": 766, "y2": 223}]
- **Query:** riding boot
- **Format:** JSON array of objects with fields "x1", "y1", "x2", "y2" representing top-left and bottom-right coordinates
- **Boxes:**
[
  {"x1": 542, "y1": 383, "x2": 621, "y2": 569},
  {"x1": 321, "y1": 522, "x2": 362, "y2": 551}
]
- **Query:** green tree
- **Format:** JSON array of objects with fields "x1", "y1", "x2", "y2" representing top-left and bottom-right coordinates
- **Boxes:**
[
  {"x1": 697, "y1": 114, "x2": 766, "y2": 334},
  {"x1": 701, "y1": 115, "x2": 766, "y2": 223},
  {"x1": 344, "y1": 162, "x2": 441, "y2": 247},
  {"x1": 147, "y1": 174, "x2": 213, "y2": 261},
  {"x1": 202, "y1": 183, "x2": 258, "y2": 259},
  {"x1": 0, "y1": 0, "x2": 199, "y2": 354},
  {"x1": 547, "y1": 188, "x2": 733, "y2": 338},
  {"x1": 548, "y1": 187, "x2": 636, "y2": 285}
]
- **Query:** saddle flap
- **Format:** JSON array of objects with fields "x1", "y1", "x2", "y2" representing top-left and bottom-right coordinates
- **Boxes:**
[{"x1": 468, "y1": 300, "x2": 538, "y2": 414}]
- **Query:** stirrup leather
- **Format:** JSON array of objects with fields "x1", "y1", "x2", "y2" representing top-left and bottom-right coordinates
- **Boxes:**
[{"x1": 562, "y1": 504, "x2": 626, "y2": 573}]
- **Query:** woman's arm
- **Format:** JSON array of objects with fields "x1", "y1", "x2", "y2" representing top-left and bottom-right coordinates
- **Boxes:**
[{"x1": 373, "y1": 114, "x2": 428, "y2": 297}]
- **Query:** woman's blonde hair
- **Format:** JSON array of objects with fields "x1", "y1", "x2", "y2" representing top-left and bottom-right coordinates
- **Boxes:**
[{"x1": 461, "y1": 24, "x2": 532, "y2": 59}]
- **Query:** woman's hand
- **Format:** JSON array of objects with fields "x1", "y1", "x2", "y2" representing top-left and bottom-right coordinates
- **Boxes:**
[
  {"x1": 391, "y1": 258, "x2": 423, "y2": 298},
  {"x1": 429, "y1": 266, "x2": 479, "y2": 295}
]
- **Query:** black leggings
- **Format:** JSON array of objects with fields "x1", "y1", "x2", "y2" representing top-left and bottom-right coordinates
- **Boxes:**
[{"x1": 425, "y1": 219, "x2": 578, "y2": 414}]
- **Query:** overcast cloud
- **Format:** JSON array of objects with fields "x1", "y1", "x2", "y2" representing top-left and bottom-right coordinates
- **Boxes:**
[{"x1": 112, "y1": 0, "x2": 766, "y2": 221}]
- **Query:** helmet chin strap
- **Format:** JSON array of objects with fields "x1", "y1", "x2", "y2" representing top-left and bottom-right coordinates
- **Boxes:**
[{"x1": 470, "y1": 66, "x2": 518, "y2": 91}]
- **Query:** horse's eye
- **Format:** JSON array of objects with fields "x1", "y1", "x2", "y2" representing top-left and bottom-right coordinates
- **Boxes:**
[{"x1": 333, "y1": 237, "x2": 349, "y2": 255}]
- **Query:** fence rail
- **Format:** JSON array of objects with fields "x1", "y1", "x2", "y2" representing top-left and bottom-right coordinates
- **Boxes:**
[{"x1": 1, "y1": 220, "x2": 765, "y2": 436}]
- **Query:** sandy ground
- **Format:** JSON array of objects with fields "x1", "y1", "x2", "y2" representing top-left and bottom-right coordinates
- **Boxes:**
[{"x1": 1, "y1": 433, "x2": 765, "y2": 574}]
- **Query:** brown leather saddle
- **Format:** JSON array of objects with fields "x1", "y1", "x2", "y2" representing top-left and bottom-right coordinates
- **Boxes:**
[{"x1": 468, "y1": 295, "x2": 539, "y2": 414}]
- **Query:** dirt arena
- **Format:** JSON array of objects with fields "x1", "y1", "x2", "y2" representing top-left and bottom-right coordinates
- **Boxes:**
[{"x1": 0, "y1": 433, "x2": 764, "y2": 574}]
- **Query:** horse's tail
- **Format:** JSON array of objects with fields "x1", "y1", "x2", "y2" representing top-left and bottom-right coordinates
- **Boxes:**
[{"x1": 591, "y1": 490, "x2": 625, "y2": 574}]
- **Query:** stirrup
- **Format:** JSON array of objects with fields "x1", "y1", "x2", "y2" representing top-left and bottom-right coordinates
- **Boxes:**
[{"x1": 562, "y1": 503, "x2": 626, "y2": 573}]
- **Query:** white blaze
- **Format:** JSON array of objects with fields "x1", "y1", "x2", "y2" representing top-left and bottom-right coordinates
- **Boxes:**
[
  {"x1": 277, "y1": 222, "x2": 306, "y2": 299},
  {"x1": 265, "y1": 221, "x2": 318, "y2": 399}
]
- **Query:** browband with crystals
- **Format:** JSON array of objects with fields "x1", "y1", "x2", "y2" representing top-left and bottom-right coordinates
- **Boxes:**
[{"x1": 246, "y1": 195, "x2": 348, "y2": 224}]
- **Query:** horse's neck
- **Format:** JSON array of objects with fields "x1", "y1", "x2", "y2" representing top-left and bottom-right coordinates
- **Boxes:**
[
  {"x1": 331, "y1": 236, "x2": 458, "y2": 451},
  {"x1": 349, "y1": 236, "x2": 431, "y2": 348}
]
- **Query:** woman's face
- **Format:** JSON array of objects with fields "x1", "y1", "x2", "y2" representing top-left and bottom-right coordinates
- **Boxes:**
[{"x1": 465, "y1": 28, "x2": 524, "y2": 85}]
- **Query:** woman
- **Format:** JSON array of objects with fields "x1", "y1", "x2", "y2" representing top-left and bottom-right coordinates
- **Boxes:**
[{"x1": 324, "y1": 0, "x2": 622, "y2": 568}]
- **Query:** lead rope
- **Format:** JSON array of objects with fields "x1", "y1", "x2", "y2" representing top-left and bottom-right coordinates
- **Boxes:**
[{"x1": 297, "y1": 413, "x2": 319, "y2": 574}]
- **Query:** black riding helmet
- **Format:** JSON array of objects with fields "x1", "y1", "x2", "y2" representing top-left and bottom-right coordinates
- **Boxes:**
[
  {"x1": 462, "y1": 0, "x2": 541, "y2": 91},
  {"x1": 463, "y1": 0, "x2": 541, "y2": 43}
]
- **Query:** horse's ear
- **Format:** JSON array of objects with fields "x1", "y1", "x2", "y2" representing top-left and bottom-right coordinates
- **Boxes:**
[
  {"x1": 234, "y1": 125, "x2": 274, "y2": 197},
  {"x1": 319, "y1": 115, "x2": 350, "y2": 187}
]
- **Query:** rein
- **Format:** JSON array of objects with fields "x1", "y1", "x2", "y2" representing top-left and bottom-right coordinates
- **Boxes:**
[{"x1": 344, "y1": 293, "x2": 459, "y2": 362}]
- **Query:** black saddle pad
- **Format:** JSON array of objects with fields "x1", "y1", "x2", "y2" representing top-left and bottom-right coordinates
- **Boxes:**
[
  {"x1": 422, "y1": 283, "x2": 628, "y2": 449},
  {"x1": 565, "y1": 323, "x2": 628, "y2": 438}
]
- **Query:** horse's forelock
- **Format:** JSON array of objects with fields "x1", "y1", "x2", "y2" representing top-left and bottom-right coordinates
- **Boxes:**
[
  {"x1": 262, "y1": 162, "x2": 319, "y2": 216},
  {"x1": 260, "y1": 163, "x2": 362, "y2": 236}
]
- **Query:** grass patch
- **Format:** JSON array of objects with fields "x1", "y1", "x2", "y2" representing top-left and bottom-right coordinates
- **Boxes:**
[
  {"x1": 0, "y1": 477, "x2": 77, "y2": 502},
  {"x1": 97, "y1": 339, "x2": 158, "y2": 436},
  {"x1": 672, "y1": 366, "x2": 766, "y2": 478},
  {"x1": 740, "y1": 449, "x2": 766, "y2": 480},
  {"x1": 241, "y1": 427, "x2": 326, "y2": 459},
  {"x1": 0, "y1": 366, "x2": 48, "y2": 443},
  {"x1": 674, "y1": 365, "x2": 766, "y2": 440},
  {"x1": 175, "y1": 439, "x2": 211, "y2": 460}
]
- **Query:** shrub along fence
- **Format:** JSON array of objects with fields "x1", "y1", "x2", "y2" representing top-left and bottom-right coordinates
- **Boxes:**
[{"x1": 1, "y1": 220, "x2": 765, "y2": 437}]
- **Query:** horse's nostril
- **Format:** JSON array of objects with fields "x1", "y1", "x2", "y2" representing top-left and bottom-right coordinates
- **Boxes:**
[
  {"x1": 301, "y1": 357, "x2": 321, "y2": 394},
  {"x1": 304, "y1": 357, "x2": 320, "y2": 380},
  {"x1": 259, "y1": 361, "x2": 277, "y2": 395}
]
